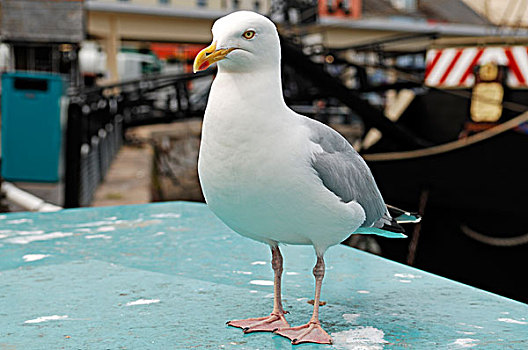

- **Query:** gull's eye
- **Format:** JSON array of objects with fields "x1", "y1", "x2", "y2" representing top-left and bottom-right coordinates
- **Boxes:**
[{"x1": 242, "y1": 30, "x2": 256, "y2": 40}]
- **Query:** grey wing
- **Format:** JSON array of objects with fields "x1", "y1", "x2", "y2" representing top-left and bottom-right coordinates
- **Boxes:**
[{"x1": 302, "y1": 117, "x2": 387, "y2": 227}]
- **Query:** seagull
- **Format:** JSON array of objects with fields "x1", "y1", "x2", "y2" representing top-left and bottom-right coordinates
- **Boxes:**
[{"x1": 193, "y1": 11, "x2": 420, "y2": 345}]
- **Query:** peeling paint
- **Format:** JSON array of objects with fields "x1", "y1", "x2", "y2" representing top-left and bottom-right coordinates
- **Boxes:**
[
  {"x1": 332, "y1": 326, "x2": 388, "y2": 350},
  {"x1": 450, "y1": 338, "x2": 479, "y2": 348},
  {"x1": 249, "y1": 280, "x2": 273, "y2": 286},
  {"x1": 497, "y1": 318, "x2": 527, "y2": 325},
  {"x1": 85, "y1": 234, "x2": 112, "y2": 240},
  {"x1": 5, "y1": 232, "x2": 73, "y2": 245},
  {"x1": 24, "y1": 315, "x2": 68, "y2": 324},
  {"x1": 22, "y1": 254, "x2": 50, "y2": 262},
  {"x1": 126, "y1": 299, "x2": 160, "y2": 306}
]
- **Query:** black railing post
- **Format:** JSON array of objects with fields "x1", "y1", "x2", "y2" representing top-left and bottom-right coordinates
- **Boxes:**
[{"x1": 64, "y1": 100, "x2": 83, "y2": 208}]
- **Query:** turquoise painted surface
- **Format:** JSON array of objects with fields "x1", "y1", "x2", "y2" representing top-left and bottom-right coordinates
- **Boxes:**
[{"x1": 0, "y1": 202, "x2": 526, "y2": 349}]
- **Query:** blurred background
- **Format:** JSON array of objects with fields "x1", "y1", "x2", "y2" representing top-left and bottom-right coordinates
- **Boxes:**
[{"x1": 0, "y1": 0, "x2": 527, "y2": 303}]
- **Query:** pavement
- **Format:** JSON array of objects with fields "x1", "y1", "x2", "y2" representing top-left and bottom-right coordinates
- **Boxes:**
[{"x1": 91, "y1": 144, "x2": 152, "y2": 207}]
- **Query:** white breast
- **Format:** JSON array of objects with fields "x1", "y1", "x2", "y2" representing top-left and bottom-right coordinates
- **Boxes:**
[{"x1": 198, "y1": 73, "x2": 365, "y2": 253}]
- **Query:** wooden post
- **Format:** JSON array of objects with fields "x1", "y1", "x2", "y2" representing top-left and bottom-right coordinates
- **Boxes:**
[{"x1": 105, "y1": 15, "x2": 120, "y2": 83}]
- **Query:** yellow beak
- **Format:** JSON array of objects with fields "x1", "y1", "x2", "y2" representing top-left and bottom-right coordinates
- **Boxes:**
[{"x1": 193, "y1": 42, "x2": 235, "y2": 73}]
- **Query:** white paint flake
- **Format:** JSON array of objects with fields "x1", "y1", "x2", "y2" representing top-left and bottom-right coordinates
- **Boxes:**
[
  {"x1": 343, "y1": 314, "x2": 360, "y2": 323},
  {"x1": 96, "y1": 226, "x2": 116, "y2": 232},
  {"x1": 154, "y1": 231, "x2": 165, "y2": 236},
  {"x1": 286, "y1": 271, "x2": 299, "y2": 275},
  {"x1": 497, "y1": 318, "x2": 527, "y2": 325},
  {"x1": 394, "y1": 273, "x2": 421, "y2": 279},
  {"x1": 332, "y1": 326, "x2": 389, "y2": 350},
  {"x1": 251, "y1": 261, "x2": 266, "y2": 265},
  {"x1": 249, "y1": 290, "x2": 258, "y2": 293},
  {"x1": 126, "y1": 299, "x2": 160, "y2": 306},
  {"x1": 74, "y1": 220, "x2": 120, "y2": 228},
  {"x1": 12, "y1": 230, "x2": 45, "y2": 236},
  {"x1": 150, "y1": 213, "x2": 181, "y2": 218},
  {"x1": 457, "y1": 331, "x2": 476, "y2": 335},
  {"x1": 233, "y1": 270, "x2": 252, "y2": 275},
  {"x1": 5, "y1": 232, "x2": 73, "y2": 245},
  {"x1": 7, "y1": 218, "x2": 33, "y2": 224},
  {"x1": 399, "y1": 279, "x2": 412, "y2": 283},
  {"x1": 451, "y1": 338, "x2": 479, "y2": 348},
  {"x1": 24, "y1": 315, "x2": 68, "y2": 324},
  {"x1": 249, "y1": 280, "x2": 274, "y2": 286},
  {"x1": 357, "y1": 290, "x2": 370, "y2": 294},
  {"x1": 85, "y1": 234, "x2": 112, "y2": 240},
  {"x1": 0, "y1": 234, "x2": 7, "y2": 239},
  {"x1": 23, "y1": 254, "x2": 50, "y2": 262}
]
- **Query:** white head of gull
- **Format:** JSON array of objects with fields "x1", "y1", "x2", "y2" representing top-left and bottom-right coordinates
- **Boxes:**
[{"x1": 194, "y1": 10, "x2": 417, "y2": 345}]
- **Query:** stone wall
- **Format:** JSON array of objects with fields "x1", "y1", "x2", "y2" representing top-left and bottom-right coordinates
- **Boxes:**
[{"x1": 149, "y1": 119, "x2": 204, "y2": 202}]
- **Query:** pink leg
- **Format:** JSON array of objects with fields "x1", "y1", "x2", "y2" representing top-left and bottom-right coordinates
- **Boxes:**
[
  {"x1": 274, "y1": 255, "x2": 332, "y2": 344},
  {"x1": 227, "y1": 245, "x2": 290, "y2": 333}
]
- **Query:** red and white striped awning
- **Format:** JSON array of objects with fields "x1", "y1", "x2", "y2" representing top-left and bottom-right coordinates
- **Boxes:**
[{"x1": 425, "y1": 46, "x2": 528, "y2": 88}]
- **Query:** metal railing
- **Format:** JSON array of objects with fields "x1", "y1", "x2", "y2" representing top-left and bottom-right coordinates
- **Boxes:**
[{"x1": 63, "y1": 70, "x2": 214, "y2": 208}]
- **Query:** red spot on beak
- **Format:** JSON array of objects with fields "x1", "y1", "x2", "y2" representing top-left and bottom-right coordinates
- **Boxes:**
[{"x1": 199, "y1": 61, "x2": 210, "y2": 71}]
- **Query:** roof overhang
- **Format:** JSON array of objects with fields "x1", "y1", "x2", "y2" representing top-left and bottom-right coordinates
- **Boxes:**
[
  {"x1": 320, "y1": 16, "x2": 528, "y2": 38},
  {"x1": 85, "y1": 1, "x2": 229, "y2": 20}
]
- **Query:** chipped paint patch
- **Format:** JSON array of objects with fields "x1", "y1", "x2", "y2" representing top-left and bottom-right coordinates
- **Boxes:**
[
  {"x1": 357, "y1": 290, "x2": 370, "y2": 294},
  {"x1": 394, "y1": 273, "x2": 421, "y2": 279},
  {"x1": 343, "y1": 313, "x2": 360, "y2": 323},
  {"x1": 154, "y1": 231, "x2": 165, "y2": 236},
  {"x1": 96, "y1": 226, "x2": 116, "y2": 232},
  {"x1": 497, "y1": 318, "x2": 527, "y2": 325},
  {"x1": 7, "y1": 218, "x2": 33, "y2": 225},
  {"x1": 450, "y1": 338, "x2": 479, "y2": 348},
  {"x1": 150, "y1": 213, "x2": 181, "y2": 218},
  {"x1": 457, "y1": 331, "x2": 476, "y2": 335},
  {"x1": 22, "y1": 254, "x2": 50, "y2": 262},
  {"x1": 5, "y1": 232, "x2": 73, "y2": 245},
  {"x1": 126, "y1": 299, "x2": 160, "y2": 306},
  {"x1": 249, "y1": 280, "x2": 274, "y2": 286},
  {"x1": 233, "y1": 270, "x2": 252, "y2": 275},
  {"x1": 332, "y1": 326, "x2": 388, "y2": 350},
  {"x1": 85, "y1": 234, "x2": 112, "y2": 240},
  {"x1": 251, "y1": 261, "x2": 266, "y2": 265},
  {"x1": 24, "y1": 315, "x2": 68, "y2": 324},
  {"x1": 286, "y1": 271, "x2": 299, "y2": 275},
  {"x1": 0, "y1": 234, "x2": 7, "y2": 239},
  {"x1": 11, "y1": 230, "x2": 45, "y2": 236},
  {"x1": 74, "y1": 220, "x2": 120, "y2": 228}
]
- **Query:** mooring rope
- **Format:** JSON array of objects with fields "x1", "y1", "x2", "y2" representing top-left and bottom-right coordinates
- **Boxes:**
[
  {"x1": 460, "y1": 224, "x2": 528, "y2": 247},
  {"x1": 363, "y1": 111, "x2": 528, "y2": 162}
]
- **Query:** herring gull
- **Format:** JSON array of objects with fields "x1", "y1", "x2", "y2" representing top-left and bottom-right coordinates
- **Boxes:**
[{"x1": 193, "y1": 11, "x2": 420, "y2": 345}]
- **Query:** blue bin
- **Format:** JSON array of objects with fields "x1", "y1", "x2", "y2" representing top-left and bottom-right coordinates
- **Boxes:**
[{"x1": 1, "y1": 72, "x2": 66, "y2": 182}]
